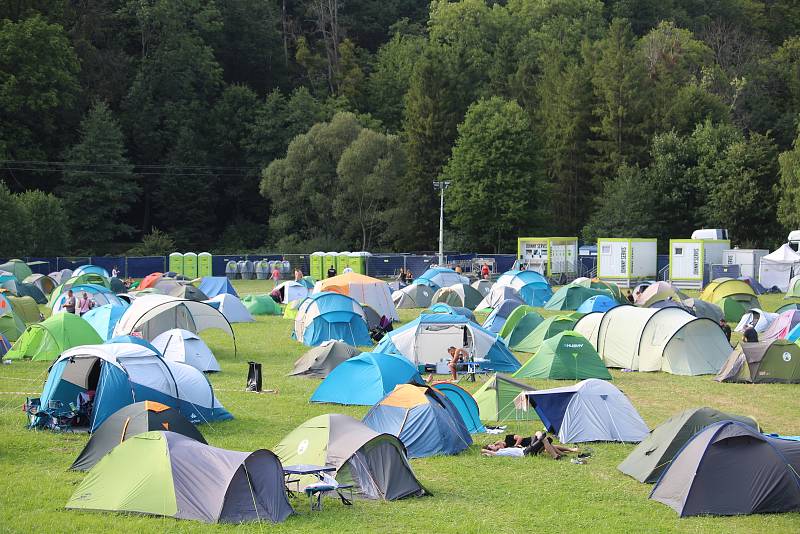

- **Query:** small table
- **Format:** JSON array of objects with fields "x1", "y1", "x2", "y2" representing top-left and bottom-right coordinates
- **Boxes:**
[{"x1": 282, "y1": 465, "x2": 352, "y2": 511}]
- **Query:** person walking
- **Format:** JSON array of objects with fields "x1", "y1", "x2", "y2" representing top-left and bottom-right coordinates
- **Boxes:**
[
  {"x1": 78, "y1": 292, "x2": 93, "y2": 317},
  {"x1": 64, "y1": 290, "x2": 76, "y2": 314},
  {"x1": 294, "y1": 268, "x2": 303, "y2": 282},
  {"x1": 271, "y1": 266, "x2": 281, "y2": 289}
]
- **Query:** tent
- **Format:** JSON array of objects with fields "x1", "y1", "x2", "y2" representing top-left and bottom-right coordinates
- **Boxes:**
[
  {"x1": 509, "y1": 315, "x2": 578, "y2": 354},
  {"x1": 574, "y1": 278, "x2": 625, "y2": 302},
  {"x1": 475, "y1": 285, "x2": 523, "y2": 311},
  {"x1": 574, "y1": 306, "x2": 731, "y2": 375},
  {"x1": 512, "y1": 331, "x2": 612, "y2": 380},
  {"x1": 241, "y1": 294, "x2": 281, "y2": 315},
  {"x1": 22, "y1": 273, "x2": 57, "y2": 295},
  {"x1": 67, "y1": 431, "x2": 292, "y2": 523},
  {"x1": 392, "y1": 284, "x2": 433, "y2": 309},
  {"x1": 109, "y1": 277, "x2": 126, "y2": 294},
  {"x1": 481, "y1": 299, "x2": 524, "y2": 334},
  {"x1": 73, "y1": 264, "x2": 110, "y2": 279},
  {"x1": 493, "y1": 270, "x2": 553, "y2": 307},
  {"x1": 82, "y1": 304, "x2": 129, "y2": 341},
  {"x1": 0, "y1": 271, "x2": 17, "y2": 293},
  {"x1": 431, "y1": 284, "x2": 484, "y2": 310},
  {"x1": 5, "y1": 313, "x2": 102, "y2": 361},
  {"x1": 294, "y1": 292, "x2": 371, "y2": 347},
  {"x1": 0, "y1": 293, "x2": 26, "y2": 341},
  {"x1": 718, "y1": 296, "x2": 748, "y2": 322},
  {"x1": 311, "y1": 352, "x2": 423, "y2": 405},
  {"x1": 50, "y1": 283, "x2": 125, "y2": 313},
  {"x1": 41, "y1": 343, "x2": 231, "y2": 431},
  {"x1": 113, "y1": 295, "x2": 234, "y2": 343},
  {"x1": 0, "y1": 333, "x2": 10, "y2": 358},
  {"x1": 634, "y1": 281, "x2": 686, "y2": 307},
  {"x1": 315, "y1": 272, "x2": 398, "y2": 321},
  {"x1": 497, "y1": 306, "x2": 539, "y2": 340},
  {"x1": 715, "y1": 339, "x2": 800, "y2": 383},
  {"x1": 682, "y1": 298, "x2": 724, "y2": 323},
  {"x1": 373, "y1": 314, "x2": 521, "y2": 373},
  {"x1": 734, "y1": 308, "x2": 778, "y2": 333},
  {"x1": 8, "y1": 295, "x2": 41, "y2": 324},
  {"x1": 361, "y1": 304, "x2": 382, "y2": 330},
  {"x1": 152, "y1": 328, "x2": 220, "y2": 372},
  {"x1": 650, "y1": 421, "x2": 800, "y2": 517},
  {"x1": 759, "y1": 244, "x2": 800, "y2": 292},
  {"x1": 738, "y1": 275, "x2": 769, "y2": 295},
  {"x1": 274, "y1": 414, "x2": 426, "y2": 500},
  {"x1": 412, "y1": 267, "x2": 469, "y2": 291},
  {"x1": 789, "y1": 323, "x2": 800, "y2": 342},
  {"x1": 48, "y1": 269, "x2": 73, "y2": 284},
  {"x1": 363, "y1": 384, "x2": 472, "y2": 458},
  {"x1": 431, "y1": 382, "x2": 485, "y2": 433},
  {"x1": 106, "y1": 335, "x2": 161, "y2": 355},
  {"x1": 65, "y1": 273, "x2": 111, "y2": 290},
  {"x1": 650, "y1": 299, "x2": 694, "y2": 314},
  {"x1": 618, "y1": 407, "x2": 759, "y2": 483},
  {"x1": 576, "y1": 295, "x2": 620, "y2": 314},
  {"x1": 289, "y1": 340, "x2": 360, "y2": 378},
  {"x1": 424, "y1": 303, "x2": 475, "y2": 322},
  {"x1": 0, "y1": 259, "x2": 32, "y2": 280},
  {"x1": 471, "y1": 279, "x2": 493, "y2": 296},
  {"x1": 777, "y1": 302, "x2": 800, "y2": 314},
  {"x1": 138, "y1": 272, "x2": 164, "y2": 289},
  {"x1": 198, "y1": 277, "x2": 239, "y2": 298},
  {"x1": 168, "y1": 284, "x2": 209, "y2": 302},
  {"x1": 544, "y1": 284, "x2": 612, "y2": 311},
  {"x1": 473, "y1": 374, "x2": 538, "y2": 422},
  {"x1": 788, "y1": 276, "x2": 800, "y2": 298},
  {"x1": 760, "y1": 309, "x2": 800, "y2": 341},
  {"x1": 275, "y1": 281, "x2": 309, "y2": 304},
  {"x1": 16, "y1": 283, "x2": 46, "y2": 304},
  {"x1": 700, "y1": 278, "x2": 758, "y2": 304},
  {"x1": 71, "y1": 400, "x2": 208, "y2": 471},
  {"x1": 282, "y1": 299, "x2": 303, "y2": 320},
  {"x1": 206, "y1": 293, "x2": 254, "y2": 323},
  {"x1": 522, "y1": 379, "x2": 649, "y2": 443}
]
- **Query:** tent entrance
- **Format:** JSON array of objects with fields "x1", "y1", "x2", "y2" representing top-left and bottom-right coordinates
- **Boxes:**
[{"x1": 414, "y1": 325, "x2": 474, "y2": 365}]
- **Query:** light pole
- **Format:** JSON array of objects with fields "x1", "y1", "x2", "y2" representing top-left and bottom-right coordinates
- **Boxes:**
[{"x1": 433, "y1": 180, "x2": 451, "y2": 266}]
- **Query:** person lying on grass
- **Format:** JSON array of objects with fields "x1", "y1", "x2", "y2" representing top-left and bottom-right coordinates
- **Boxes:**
[{"x1": 482, "y1": 431, "x2": 580, "y2": 460}]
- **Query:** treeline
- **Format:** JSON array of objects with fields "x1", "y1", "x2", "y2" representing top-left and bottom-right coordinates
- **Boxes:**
[{"x1": 1, "y1": 0, "x2": 800, "y2": 257}]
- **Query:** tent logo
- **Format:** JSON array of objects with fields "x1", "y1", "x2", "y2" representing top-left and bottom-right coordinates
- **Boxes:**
[
  {"x1": 783, "y1": 352, "x2": 792, "y2": 362},
  {"x1": 564, "y1": 343, "x2": 584, "y2": 349},
  {"x1": 297, "y1": 439, "x2": 309, "y2": 455}
]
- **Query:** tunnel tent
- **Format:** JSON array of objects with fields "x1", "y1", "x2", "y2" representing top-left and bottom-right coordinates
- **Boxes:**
[
  {"x1": 5, "y1": 312, "x2": 102, "y2": 361},
  {"x1": 715, "y1": 339, "x2": 800, "y2": 383},
  {"x1": 289, "y1": 340, "x2": 361, "y2": 378},
  {"x1": 431, "y1": 284, "x2": 484, "y2": 311}
]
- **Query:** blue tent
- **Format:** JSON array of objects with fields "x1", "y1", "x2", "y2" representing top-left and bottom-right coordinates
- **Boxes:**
[
  {"x1": 106, "y1": 335, "x2": 161, "y2": 355},
  {"x1": 198, "y1": 276, "x2": 239, "y2": 298},
  {"x1": 412, "y1": 268, "x2": 468, "y2": 291},
  {"x1": 310, "y1": 352, "x2": 423, "y2": 405},
  {"x1": 73, "y1": 265, "x2": 110, "y2": 278},
  {"x1": 363, "y1": 384, "x2": 472, "y2": 458},
  {"x1": 83, "y1": 305, "x2": 128, "y2": 341},
  {"x1": 576, "y1": 295, "x2": 620, "y2": 314},
  {"x1": 51, "y1": 283, "x2": 125, "y2": 313},
  {"x1": 432, "y1": 382, "x2": 485, "y2": 433},
  {"x1": 294, "y1": 292, "x2": 372, "y2": 347},
  {"x1": 425, "y1": 303, "x2": 475, "y2": 322},
  {"x1": 482, "y1": 299, "x2": 524, "y2": 333},
  {"x1": 495, "y1": 270, "x2": 553, "y2": 307},
  {"x1": 0, "y1": 333, "x2": 10, "y2": 358},
  {"x1": 787, "y1": 323, "x2": 800, "y2": 342}
]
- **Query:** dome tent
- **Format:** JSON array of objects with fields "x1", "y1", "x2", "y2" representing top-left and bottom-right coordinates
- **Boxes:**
[
  {"x1": 50, "y1": 283, "x2": 125, "y2": 313},
  {"x1": 508, "y1": 315, "x2": 579, "y2": 354},
  {"x1": 497, "y1": 306, "x2": 540, "y2": 340},
  {"x1": 289, "y1": 340, "x2": 361, "y2": 378},
  {"x1": 544, "y1": 284, "x2": 613, "y2": 311},
  {"x1": 493, "y1": 270, "x2": 552, "y2": 307},
  {"x1": 482, "y1": 299, "x2": 525, "y2": 334},
  {"x1": 205, "y1": 293, "x2": 254, "y2": 323},
  {"x1": 473, "y1": 374, "x2": 539, "y2": 422},
  {"x1": 424, "y1": 303, "x2": 475, "y2": 321},
  {"x1": 431, "y1": 283, "x2": 484, "y2": 311},
  {"x1": 392, "y1": 284, "x2": 433, "y2": 309},
  {"x1": 576, "y1": 295, "x2": 620, "y2": 314},
  {"x1": 412, "y1": 267, "x2": 469, "y2": 291},
  {"x1": 197, "y1": 276, "x2": 239, "y2": 298},
  {"x1": 152, "y1": 328, "x2": 220, "y2": 372},
  {"x1": 715, "y1": 339, "x2": 800, "y2": 383},
  {"x1": 475, "y1": 285, "x2": 523, "y2": 312},
  {"x1": 431, "y1": 382, "x2": 485, "y2": 433},
  {"x1": 315, "y1": 272, "x2": 399, "y2": 321},
  {"x1": 634, "y1": 281, "x2": 686, "y2": 307},
  {"x1": 700, "y1": 278, "x2": 759, "y2": 307},
  {"x1": 0, "y1": 259, "x2": 32, "y2": 280},
  {"x1": 22, "y1": 273, "x2": 57, "y2": 295},
  {"x1": 512, "y1": 331, "x2": 612, "y2": 380},
  {"x1": 471, "y1": 279, "x2": 493, "y2": 296},
  {"x1": 82, "y1": 304, "x2": 128, "y2": 341},
  {"x1": 760, "y1": 309, "x2": 800, "y2": 341},
  {"x1": 73, "y1": 264, "x2": 110, "y2": 278},
  {"x1": 5, "y1": 313, "x2": 103, "y2": 361},
  {"x1": 293, "y1": 291, "x2": 372, "y2": 347}
]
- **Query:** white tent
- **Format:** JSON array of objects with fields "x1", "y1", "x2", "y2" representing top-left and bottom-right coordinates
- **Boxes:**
[
  {"x1": 206, "y1": 293, "x2": 255, "y2": 323},
  {"x1": 113, "y1": 294, "x2": 234, "y2": 342},
  {"x1": 734, "y1": 308, "x2": 778, "y2": 333},
  {"x1": 152, "y1": 328, "x2": 220, "y2": 372},
  {"x1": 758, "y1": 244, "x2": 800, "y2": 292},
  {"x1": 314, "y1": 272, "x2": 399, "y2": 322},
  {"x1": 475, "y1": 285, "x2": 523, "y2": 311},
  {"x1": 276, "y1": 281, "x2": 309, "y2": 304}
]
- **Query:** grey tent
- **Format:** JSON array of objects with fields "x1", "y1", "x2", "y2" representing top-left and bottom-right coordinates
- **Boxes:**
[
  {"x1": 16, "y1": 283, "x2": 47, "y2": 304},
  {"x1": 618, "y1": 407, "x2": 759, "y2": 483},
  {"x1": 392, "y1": 284, "x2": 433, "y2": 309},
  {"x1": 362, "y1": 304, "x2": 381, "y2": 329},
  {"x1": 168, "y1": 284, "x2": 209, "y2": 302},
  {"x1": 289, "y1": 340, "x2": 361, "y2": 378},
  {"x1": 715, "y1": 339, "x2": 800, "y2": 383},
  {"x1": 431, "y1": 284, "x2": 484, "y2": 310},
  {"x1": 109, "y1": 277, "x2": 127, "y2": 294},
  {"x1": 650, "y1": 421, "x2": 800, "y2": 516},
  {"x1": 471, "y1": 279, "x2": 493, "y2": 297},
  {"x1": 682, "y1": 298, "x2": 723, "y2": 323}
]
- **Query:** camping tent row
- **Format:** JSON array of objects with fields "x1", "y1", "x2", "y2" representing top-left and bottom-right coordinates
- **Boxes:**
[{"x1": 574, "y1": 306, "x2": 732, "y2": 375}]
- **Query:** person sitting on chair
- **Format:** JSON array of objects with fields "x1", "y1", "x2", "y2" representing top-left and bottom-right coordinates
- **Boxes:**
[{"x1": 447, "y1": 346, "x2": 469, "y2": 381}]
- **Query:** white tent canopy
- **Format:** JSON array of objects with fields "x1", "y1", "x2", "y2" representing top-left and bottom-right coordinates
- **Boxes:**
[
  {"x1": 113, "y1": 295, "x2": 234, "y2": 342},
  {"x1": 758, "y1": 244, "x2": 800, "y2": 292},
  {"x1": 206, "y1": 293, "x2": 254, "y2": 323},
  {"x1": 152, "y1": 328, "x2": 220, "y2": 372}
]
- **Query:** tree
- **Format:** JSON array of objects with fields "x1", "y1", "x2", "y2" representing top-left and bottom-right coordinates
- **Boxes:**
[
  {"x1": 127, "y1": 228, "x2": 176, "y2": 256},
  {"x1": 778, "y1": 125, "x2": 800, "y2": 231},
  {"x1": 441, "y1": 97, "x2": 544, "y2": 253},
  {"x1": 15, "y1": 189, "x2": 70, "y2": 256},
  {"x1": 61, "y1": 101, "x2": 140, "y2": 251},
  {"x1": 366, "y1": 31, "x2": 425, "y2": 130},
  {"x1": 0, "y1": 182, "x2": 25, "y2": 257},
  {"x1": 582, "y1": 165, "x2": 657, "y2": 240}
]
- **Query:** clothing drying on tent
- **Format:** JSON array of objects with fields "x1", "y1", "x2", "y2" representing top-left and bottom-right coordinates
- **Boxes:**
[
  {"x1": 520, "y1": 379, "x2": 649, "y2": 443},
  {"x1": 310, "y1": 352, "x2": 423, "y2": 405},
  {"x1": 431, "y1": 284, "x2": 483, "y2": 311},
  {"x1": 289, "y1": 340, "x2": 360, "y2": 378},
  {"x1": 392, "y1": 284, "x2": 433, "y2": 309},
  {"x1": 5, "y1": 313, "x2": 102, "y2": 361},
  {"x1": 574, "y1": 306, "x2": 731, "y2": 375},
  {"x1": 734, "y1": 308, "x2": 778, "y2": 333},
  {"x1": 715, "y1": 340, "x2": 800, "y2": 383},
  {"x1": 544, "y1": 284, "x2": 612, "y2": 311},
  {"x1": 293, "y1": 291, "x2": 371, "y2": 347},
  {"x1": 431, "y1": 382, "x2": 485, "y2": 433},
  {"x1": 67, "y1": 431, "x2": 292, "y2": 523},
  {"x1": 493, "y1": 270, "x2": 552, "y2": 307},
  {"x1": 650, "y1": 421, "x2": 800, "y2": 517},
  {"x1": 424, "y1": 303, "x2": 475, "y2": 321},
  {"x1": 482, "y1": 299, "x2": 524, "y2": 334},
  {"x1": 759, "y1": 309, "x2": 800, "y2": 341},
  {"x1": 274, "y1": 414, "x2": 427, "y2": 500},
  {"x1": 152, "y1": 328, "x2": 220, "y2": 372},
  {"x1": 412, "y1": 268, "x2": 469, "y2": 291},
  {"x1": 373, "y1": 314, "x2": 520, "y2": 373},
  {"x1": 618, "y1": 407, "x2": 759, "y2": 483},
  {"x1": 71, "y1": 401, "x2": 207, "y2": 471},
  {"x1": 758, "y1": 244, "x2": 800, "y2": 292},
  {"x1": 8, "y1": 295, "x2": 42, "y2": 324},
  {"x1": 513, "y1": 331, "x2": 612, "y2": 380},
  {"x1": 471, "y1": 279, "x2": 493, "y2": 296},
  {"x1": 22, "y1": 273, "x2": 57, "y2": 296},
  {"x1": 475, "y1": 285, "x2": 523, "y2": 311},
  {"x1": 473, "y1": 374, "x2": 538, "y2": 422},
  {"x1": 633, "y1": 281, "x2": 686, "y2": 307},
  {"x1": 508, "y1": 315, "x2": 578, "y2": 354},
  {"x1": 82, "y1": 305, "x2": 128, "y2": 341},
  {"x1": 0, "y1": 259, "x2": 33, "y2": 280},
  {"x1": 198, "y1": 277, "x2": 239, "y2": 298},
  {"x1": 40, "y1": 343, "x2": 231, "y2": 431},
  {"x1": 498, "y1": 306, "x2": 539, "y2": 340},
  {"x1": 241, "y1": 294, "x2": 281, "y2": 315},
  {"x1": 205, "y1": 293, "x2": 254, "y2": 323},
  {"x1": 315, "y1": 272, "x2": 399, "y2": 321},
  {"x1": 363, "y1": 384, "x2": 472, "y2": 458}
]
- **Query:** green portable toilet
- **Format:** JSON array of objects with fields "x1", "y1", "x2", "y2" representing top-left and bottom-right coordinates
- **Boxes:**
[
  {"x1": 337, "y1": 252, "x2": 350, "y2": 274},
  {"x1": 183, "y1": 252, "x2": 198, "y2": 279},
  {"x1": 310, "y1": 252, "x2": 325, "y2": 281},
  {"x1": 198, "y1": 252, "x2": 212, "y2": 277},
  {"x1": 348, "y1": 252, "x2": 364, "y2": 274},
  {"x1": 168, "y1": 253, "x2": 184, "y2": 276},
  {"x1": 324, "y1": 252, "x2": 338, "y2": 278}
]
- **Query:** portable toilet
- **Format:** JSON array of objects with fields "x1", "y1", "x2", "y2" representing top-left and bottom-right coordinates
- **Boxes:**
[
  {"x1": 256, "y1": 260, "x2": 268, "y2": 280},
  {"x1": 168, "y1": 252, "x2": 184, "y2": 276},
  {"x1": 237, "y1": 260, "x2": 248, "y2": 280},
  {"x1": 198, "y1": 252, "x2": 212, "y2": 277},
  {"x1": 281, "y1": 260, "x2": 291, "y2": 275},
  {"x1": 722, "y1": 248, "x2": 769, "y2": 279},
  {"x1": 183, "y1": 252, "x2": 198, "y2": 279},
  {"x1": 347, "y1": 252, "x2": 363, "y2": 274},
  {"x1": 225, "y1": 260, "x2": 238, "y2": 280},
  {"x1": 337, "y1": 252, "x2": 350, "y2": 274},
  {"x1": 324, "y1": 252, "x2": 338, "y2": 278},
  {"x1": 310, "y1": 252, "x2": 325, "y2": 281},
  {"x1": 669, "y1": 238, "x2": 730, "y2": 290},
  {"x1": 596, "y1": 238, "x2": 657, "y2": 288},
  {"x1": 241, "y1": 260, "x2": 255, "y2": 280}
]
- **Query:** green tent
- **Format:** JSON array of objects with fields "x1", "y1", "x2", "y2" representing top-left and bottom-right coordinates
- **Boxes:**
[
  {"x1": 618, "y1": 407, "x2": 759, "y2": 483},
  {"x1": 513, "y1": 331, "x2": 612, "y2": 380},
  {"x1": 242, "y1": 294, "x2": 282, "y2": 316},
  {"x1": 787, "y1": 276, "x2": 800, "y2": 298},
  {"x1": 65, "y1": 273, "x2": 110, "y2": 289},
  {"x1": 498, "y1": 305, "x2": 539, "y2": 340},
  {"x1": 283, "y1": 298, "x2": 303, "y2": 319},
  {"x1": 0, "y1": 259, "x2": 33, "y2": 281},
  {"x1": 8, "y1": 296, "x2": 41, "y2": 324},
  {"x1": 506, "y1": 312, "x2": 545, "y2": 347},
  {"x1": 544, "y1": 284, "x2": 613, "y2": 311},
  {"x1": 0, "y1": 293, "x2": 25, "y2": 342},
  {"x1": 473, "y1": 373, "x2": 539, "y2": 421},
  {"x1": 718, "y1": 296, "x2": 747, "y2": 322},
  {"x1": 574, "y1": 278, "x2": 624, "y2": 302},
  {"x1": 714, "y1": 340, "x2": 800, "y2": 383},
  {"x1": 5, "y1": 312, "x2": 102, "y2": 361},
  {"x1": 509, "y1": 315, "x2": 579, "y2": 353}
]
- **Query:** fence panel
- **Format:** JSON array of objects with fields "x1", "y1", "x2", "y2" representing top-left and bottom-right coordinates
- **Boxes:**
[
  {"x1": 56, "y1": 257, "x2": 91, "y2": 272},
  {"x1": 366, "y1": 255, "x2": 405, "y2": 278},
  {"x1": 126, "y1": 256, "x2": 166, "y2": 278},
  {"x1": 91, "y1": 256, "x2": 125, "y2": 276}
]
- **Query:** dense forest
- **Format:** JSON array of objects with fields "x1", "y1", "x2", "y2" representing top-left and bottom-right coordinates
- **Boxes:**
[{"x1": 2, "y1": 0, "x2": 800, "y2": 257}]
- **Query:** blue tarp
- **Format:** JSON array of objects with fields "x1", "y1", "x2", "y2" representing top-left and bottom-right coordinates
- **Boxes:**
[{"x1": 198, "y1": 277, "x2": 239, "y2": 298}]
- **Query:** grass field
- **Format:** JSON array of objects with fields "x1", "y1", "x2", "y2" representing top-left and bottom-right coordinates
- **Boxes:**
[{"x1": 1, "y1": 279, "x2": 799, "y2": 533}]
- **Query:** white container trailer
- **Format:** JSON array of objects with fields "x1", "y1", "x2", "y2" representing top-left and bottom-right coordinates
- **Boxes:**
[
  {"x1": 722, "y1": 248, "x2": 769, "y2": 279},
  {"x1": 517, "y1": 237, "x2": 579, "y2": 278},
  {"x1": 597, "y1": 238, "x2": 658, "y2": 287},
  {"x1": 669, "y1": 239, "x2": 730, "y2": 290}
]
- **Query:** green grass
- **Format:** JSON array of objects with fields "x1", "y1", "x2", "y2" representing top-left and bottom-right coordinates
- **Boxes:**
[{"x1": 1, "y1": 279, "x2": 799, "y2": 533}]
